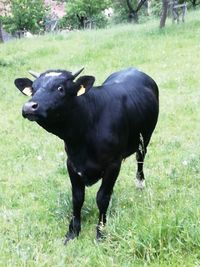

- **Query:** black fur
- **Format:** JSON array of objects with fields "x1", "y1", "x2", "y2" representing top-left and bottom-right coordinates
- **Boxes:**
[{"x1": 15, "y1": 67, "x2": 159, "y2": 243}]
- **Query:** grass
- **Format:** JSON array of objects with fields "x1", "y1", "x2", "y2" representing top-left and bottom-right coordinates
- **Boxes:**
[{"x1": 0, "y1": 10, "x2": 200, "y2": 266}]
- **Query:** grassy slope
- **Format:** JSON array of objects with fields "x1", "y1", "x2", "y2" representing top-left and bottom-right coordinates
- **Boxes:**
[{"x1": 0, "y1": 10, "x2": 200, "y2": 266}]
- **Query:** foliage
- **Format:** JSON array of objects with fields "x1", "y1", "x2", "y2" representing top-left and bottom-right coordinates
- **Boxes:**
[
  {"x1": 112, "y1": 0, "x2": 149, "y2": 23},
  {"x1": 0, "y1": 9, "x2": 200, "y2": 266},
  {"x1": 112, "y1": 0, "x2": 129, "y2": 23},
  {"x1": 151, "y1": 0, "x2": 163, "y2": 16},
  {"x1": 189, "y1": 0, "x2": 200, "y2": 7},
  {"x1": 65, "y1": 0, "x2": 111, "y2": 29},
  {"x1": 151, "y1": 0, "x2": 198, "y2": 18},
  {"x1": 0, "y1": 0, "x2": 11, "y2": 16},
  {"x1": 2, "y1": 0, "x2": 47, "y2": 34},
  {"x1": 92, "y1": 13, "x2": 109, "y2": 28}
]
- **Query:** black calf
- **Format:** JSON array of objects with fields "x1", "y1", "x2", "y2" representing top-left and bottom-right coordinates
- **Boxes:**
[{"x1": 14, "y1": 67, "x2": 159, "y2": 242}]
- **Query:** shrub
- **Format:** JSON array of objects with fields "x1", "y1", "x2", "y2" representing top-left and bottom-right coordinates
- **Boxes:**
[
  {"x1": 2, "y1": 0, "x2": 47, "y2": 34},
  {"x1": 63, "y1": 0, "x2": 111, "y2": 29}
]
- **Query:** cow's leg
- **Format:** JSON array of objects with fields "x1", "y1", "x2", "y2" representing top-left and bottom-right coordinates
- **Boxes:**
[
  {"x1": 96, "y1": 160, "x2": 121, "y2": 240},
  {"x1": 135, "y1": 133, "x2": 147, "y2": 189},
  {"x1": 64, "y1": 160, "x2": 85, "y2": 245}
]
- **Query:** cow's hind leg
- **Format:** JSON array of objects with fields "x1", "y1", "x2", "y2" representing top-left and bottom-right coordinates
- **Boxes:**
[
  {"x1": 135, "y1": 133, "x2": 147, "y2": 189},
  {"x1": 96, "y1": 160, "x2": 121, "y2": 240}
]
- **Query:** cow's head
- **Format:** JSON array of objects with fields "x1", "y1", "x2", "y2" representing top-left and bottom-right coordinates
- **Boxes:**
[{"x1": 14, "y1": 68, "x2": 95, "y2": 122}]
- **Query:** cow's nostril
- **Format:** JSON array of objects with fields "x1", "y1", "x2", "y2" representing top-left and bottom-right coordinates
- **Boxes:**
[
  {"x1": 32, "y1": 103, "x2": 38, "y2": 110},
  {"x1": 22, "y1": 101, "x2": 39, "y2": 115}
]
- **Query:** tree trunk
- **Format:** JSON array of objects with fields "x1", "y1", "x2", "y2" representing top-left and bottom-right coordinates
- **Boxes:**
[
  {"x1": 0, "y1": 23, "x2": 3, "y2": 43},
  {"x1": 160, "y1": 0, "x2": 169, "y2": 28},
  {"x1": 126, "y1": 0, "x2": 147, "y2": 23},
  {"x1": 129, "y1": 10, "x2": 138, "y2": 23},
  {"x1": 77, "y1": 14, "x2": 86, "y2": 29}
]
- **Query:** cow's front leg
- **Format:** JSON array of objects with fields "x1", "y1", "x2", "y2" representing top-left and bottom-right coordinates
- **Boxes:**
[
  {"x1": 64, "y1": 160, "x2": 85, "y2": 245},
  {"x1": 96, "y1": 160, "x2": 121, "y2": 240}
]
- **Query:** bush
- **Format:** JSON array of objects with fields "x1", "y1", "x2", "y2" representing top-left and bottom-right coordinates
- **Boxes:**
[
  {"x1": 151, "y1": 0, "x2": 163, "y2": 17},
  {"x1": 92, "y1": 13, "x2": 108, "y2": 28},
  {"x1": 63, "y1": 0, "x2": 111, "y2": 29},
  {"x1": 59, "y1": 12, "x2": 108, "y2": 30},
  {"x1": 112, "y1": 0, "x2": 149, "y2": 24},
  {"x1": 2, "y1": 0, "x2": 47, "y2": 34}
]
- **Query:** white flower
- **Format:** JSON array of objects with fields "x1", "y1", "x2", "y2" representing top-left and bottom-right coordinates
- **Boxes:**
[{"x1": 37, "y1": 155, "x2": 42, "y2": 161}]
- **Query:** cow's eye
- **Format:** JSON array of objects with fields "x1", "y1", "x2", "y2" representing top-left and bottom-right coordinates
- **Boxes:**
[{"x1": 57, "y1": 85, "x2": 64, "y2": 93}]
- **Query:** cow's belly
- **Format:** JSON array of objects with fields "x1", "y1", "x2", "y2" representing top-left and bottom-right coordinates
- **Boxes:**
[
  {"x1": 81, "y1": 170, "x2": 103, "y2": 186},
  {"x1": 69, "y1": 158, "x2": 104, "y2": 186}
]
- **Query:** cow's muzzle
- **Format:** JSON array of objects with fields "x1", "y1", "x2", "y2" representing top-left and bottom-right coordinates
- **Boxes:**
[{"x1": 22, "y1": 101, "x2": 39, "y2": 121}]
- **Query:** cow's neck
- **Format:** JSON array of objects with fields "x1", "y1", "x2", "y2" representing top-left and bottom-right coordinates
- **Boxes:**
[{"x1": 37, "y1": 96, "x2": 92, "y2": 143}]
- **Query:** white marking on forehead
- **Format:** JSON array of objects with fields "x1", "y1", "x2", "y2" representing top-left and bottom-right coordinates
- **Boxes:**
[{"x1": 45, "y1": 72, "x2": 62, "y2": 77}]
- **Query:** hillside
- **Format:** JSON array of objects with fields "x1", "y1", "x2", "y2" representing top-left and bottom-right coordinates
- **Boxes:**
[{"x1": 0, "y1": 10, "x2": 200, "y2": 266}]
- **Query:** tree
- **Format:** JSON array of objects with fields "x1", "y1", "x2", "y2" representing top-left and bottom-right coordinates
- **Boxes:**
[
  {"x1": 66, "y1": 0, "x2": 111, "y2": 29},
  {"x1": 0, "y1": 0, "x2": 11, "y2": 41},
  {"x1": 126, "y1": 0, "x2": 148, "y2": 23},
  {"x1": 5, "y1": 0, "x2": 46, "y2": 34},
  {"x1": 0, "y1": 22, "x2": 3, "y2": 42},
  {"x1": 189, "y1": 0, "x2": 200, "y2": 8},
  {"x1": 0, "y1": 0, "x2": 11, "y2": 17},
  {"x1": 159, "y1": 0, "x2": 169, "y2": 28},
  {"x1": 112, "y1": 0, "x2": 148, "y2": 24}
]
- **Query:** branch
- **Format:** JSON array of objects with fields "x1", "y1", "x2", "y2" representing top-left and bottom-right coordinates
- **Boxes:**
[
  {"x1": 127, "y1": 0, "x2": 148, "y2": 13},
  {"x1": 136, "y1": 0, "x2": 148, "y2": 13},
  {"x1": 126, "y1": 0, "x2": 134, "y2": 12}
]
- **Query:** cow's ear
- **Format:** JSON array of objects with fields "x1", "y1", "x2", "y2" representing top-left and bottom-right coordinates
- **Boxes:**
[
  {"x1": 75, "y1": 76, "x2": 95, "y2": 96},
  {"x1": 14, "y1": 78, "x2": 33, "y2": 96}
]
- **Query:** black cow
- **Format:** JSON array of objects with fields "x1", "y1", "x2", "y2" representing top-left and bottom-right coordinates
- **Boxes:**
[{"x1": 14, "y1": 67, "x2": 159, "y2": 243}]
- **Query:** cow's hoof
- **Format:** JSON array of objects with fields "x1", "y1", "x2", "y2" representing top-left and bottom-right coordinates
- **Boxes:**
[
  {"x1": 96, "y1": 230, "x2": 106, "y2": 242},
  {"x1": 135, "y1": 179, "x2": 145, "y2": 189},
  {"x1": 64, "y1": 232, "x2": 76, "y2": 245}
]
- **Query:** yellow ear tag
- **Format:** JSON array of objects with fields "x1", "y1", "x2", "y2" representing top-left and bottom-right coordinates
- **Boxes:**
[
  {"x1": 22, "y1": 87, "x2": 32, "y2": 96},
  {"x1": 77, "y1": 85, "x2": 86, "y2": 96}
]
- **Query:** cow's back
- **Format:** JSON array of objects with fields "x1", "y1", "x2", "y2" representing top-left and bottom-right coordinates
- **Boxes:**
[
  {"x1": 100, "y1": 67, "x2": 159, "y2": 157},
  {"x1": 103, "y1": 67, "x2": 159, "y2": 100}
]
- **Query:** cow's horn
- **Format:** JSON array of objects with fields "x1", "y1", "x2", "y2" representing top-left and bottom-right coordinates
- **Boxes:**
[
  {"x1": 73, "y1": 67, "x2": 84, "y2": 79},
  {"x1": 28, "y1": 70, "x2": 40, "y2": 78}
]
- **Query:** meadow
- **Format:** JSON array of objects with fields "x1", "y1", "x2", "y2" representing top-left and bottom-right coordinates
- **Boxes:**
[{"x1": 0, "y1": 10, "x2": 200, "y2": 266}]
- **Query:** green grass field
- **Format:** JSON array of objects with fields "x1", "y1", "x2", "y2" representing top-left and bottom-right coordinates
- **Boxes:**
[{"x1": 0, "y1": 10, "x2": 200, "y2": 266}]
